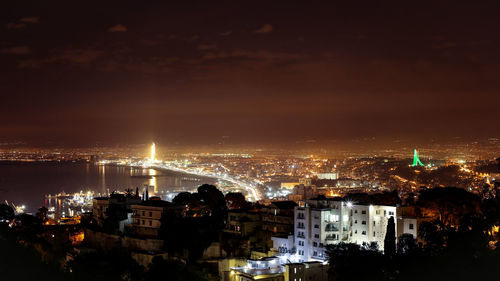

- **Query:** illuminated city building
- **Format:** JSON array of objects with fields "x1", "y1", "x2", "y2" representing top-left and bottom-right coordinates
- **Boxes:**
[
  {"x1": 129, "y1": 197, "x2": 183, "y2": 237},
  {"x1": 294, "y1": 197, "x2": 401, "y2": 261},
  {"x1": 315, "y1": 172, "x2": 339, "y2": 180},
  {"x1": 228, "y1": 257, "x2": 285, "y2": 281},
  {"x1": 223, "y1": 255, "x2": 328, "y2": 281},
  {"x1": 225, "y1": 209, "x2": 261, "y2": 237},
  {"x1": 261, "y1": 201, "x2": 297, "y2": 235},
  {"x1": 92, "y1": 193, "x2": 142, "y2": 232}
]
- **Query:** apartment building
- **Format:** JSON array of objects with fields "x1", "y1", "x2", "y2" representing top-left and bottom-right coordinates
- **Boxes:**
[
  {"x1": 129, "y1": 197, "x2": 182, "y2": 237},
  {"x1": 294, "y1": 197, "x2": 400, "y2": 261}
]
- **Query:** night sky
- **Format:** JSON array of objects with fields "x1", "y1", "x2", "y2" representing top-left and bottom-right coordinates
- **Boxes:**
[{"x1": 1, "y1": 1, "x2": 499, "y2": 146}]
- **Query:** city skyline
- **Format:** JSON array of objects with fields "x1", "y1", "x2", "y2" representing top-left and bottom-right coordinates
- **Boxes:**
[
  {"x1": 1, "y1": 1, "x2": 499, "y2": 146},
  {"x1": 1, "y1": 2, "x2": 499, "y2": 281}
]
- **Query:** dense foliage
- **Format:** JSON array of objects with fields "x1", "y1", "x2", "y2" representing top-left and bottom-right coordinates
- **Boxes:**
[{"x1": 327, "y1": 187, "x2": 500, "y2": 281}]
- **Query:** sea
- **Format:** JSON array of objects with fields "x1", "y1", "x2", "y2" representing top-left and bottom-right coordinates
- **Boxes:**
[{"x1": 0, "y1": 161, "x2": 216, "y2": 214}]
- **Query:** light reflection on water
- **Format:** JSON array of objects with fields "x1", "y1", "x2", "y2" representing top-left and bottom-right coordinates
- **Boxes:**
[{"x1": 0, "y1": 162, "x2": 215, "y2": 213}]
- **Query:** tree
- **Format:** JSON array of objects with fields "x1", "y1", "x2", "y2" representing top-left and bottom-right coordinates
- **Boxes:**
[
  {"x1": 18, "y1": 213, "x2": 43, "y2": 237},
  {"x1": 36, "y1": 206, "x2": 49, "y2": 223},
  {"x1": 146, "y1": 256, "x2": 209, "y2": 281},
  {"x1": 173, "y1": 192, "x2": 193, "y2": 205},
  {"x1": 0, "y1": 204, "x2": 14, "y2": 222},
  {"x1": 397, "y1": 234, "x2": 418, "y2": 255},
  {"x1": 225, "y1": 192, "x2": 250, "y2": 210},
  {"x1": 197, "y1": 184, "x2": 227, "y2": 227},
  {"x1": 384, "y1": 216, "x2": 396, "y2": 257},
  {"x1": 326, "y1": 243, "x2": 387, "y2": 281},
  {"x1": 69, "y1": 251, "x2": 143, "y2": 281},
  {"x1": 102, "y1": 204, "x2": 128, "y2": 234},
  {"x1": 418, "y1": 220, "x2": 445, "y2": 255},
  {"x1": 417, "y1": 187, "x2": 480, "y2": 226},
  {"x1": 159, "y1": 215, "x2": 216, "y2": 262}
]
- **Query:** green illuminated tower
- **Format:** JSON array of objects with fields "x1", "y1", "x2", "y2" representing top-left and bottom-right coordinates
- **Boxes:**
[{"x1": 412, "y1": 149, "x2": 424, "y2": 167}]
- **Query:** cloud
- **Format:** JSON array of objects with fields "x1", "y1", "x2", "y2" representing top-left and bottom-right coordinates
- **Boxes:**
[
  {"x1": 202, "y1": 49, "x2": 302, "y2": 61},
  {"x1": 1, "y1": 46, "x2": 31, "y2": 55},
  {"x1": 219, "y1": 31, "x2": 232, "y2": 36},
  {"x1": 5, "y1": 23, "x2": 27, "y2": 29},
  {"x1": 107, "y1": 24, "x2": 127, "y2": 32},
  {"x1": 188, "y1": 35, "x2": 200, "y2": 41},
  {"x1": 19, "y1": 48, "x2": 102, "y2": 68},
  {"x1": 19, "y1": 17, "x2": 39, "y2": 24},
  {"x1": 197, "y1": 44, "x2": 217, "y2": 50},
  {"x1": 433, "y1": 41, "x2": 458, "y2": 50},
  {"x1": 254, "y1": 24, "x2": 273, "y2": 33},
  {"x1": 5, "y1": 17, "x2": 39, "y2": 29}
]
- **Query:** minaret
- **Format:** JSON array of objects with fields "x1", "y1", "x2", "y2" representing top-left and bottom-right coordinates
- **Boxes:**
[{"x1": 151, "y1": 142, "x2": 156, "y2": 163}]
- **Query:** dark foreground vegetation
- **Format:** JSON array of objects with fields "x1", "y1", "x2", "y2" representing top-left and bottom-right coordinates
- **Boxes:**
[{"x1": 327, "y1": 186, "x2": 500, "y2": 281}]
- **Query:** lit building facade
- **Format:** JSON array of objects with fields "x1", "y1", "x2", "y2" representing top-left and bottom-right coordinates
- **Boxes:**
[
  {"x1": 129, "y1": 198, "x2": 182, "y2": 237},
  {"x1": 294, "y1": 197, "x2": 399, "y2": 262}
]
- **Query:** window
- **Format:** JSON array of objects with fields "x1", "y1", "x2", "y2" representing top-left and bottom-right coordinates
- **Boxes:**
[
  {"x1": 362, "y1": 231, "x2": 366, "y2": 235},
  {"x1": 142, "y1": 211, "x2": 145, "y2": 216},
  {"x1": 294, "y1": 268, "x2": 297, "y2": 274},
  {"x1": 384, "y1": 210, "x2": 386, "y2": 216},
  {"x1": 373, "y1": 221, "x2": 376, "y2": 226},
  {"x1": 314, "y1": 234, "x2": 319, "y2": 238},
  {"x1": 409, "y1": 223, "x2": 414, "y2": 230},
  {"x1": 362, "y1": 221, "x2": 366, "y2": 225},
  {"x1": 314, "y1": 224, "x2": 319, "y2": 228},
  {"x1": 313, "y1": 242, "x2": 317, "y2": 247},
  {"x1": 355, "y1": 230, "x2": 358, "y2": 234},
  {"x1": 355, "y1": 210, "x2": 358, "y2": 214},
  {"x1": 313, "y1": 251, "x2": 317, "y2": 256},
  {"x1": 319, "y1": 243, "x2": 324, "y2": 247},
  {"x1": 141, "y1": 220, "x2": 145, "y2": 225},
  {"x1": 361, "y1": 210, "x2": 366, "y2": 214},
  {"x1": 389, "y1": 211, "x2": 395, "y2": 216},
  {"x1": 298, "y1": 240, "x2": 304, "y2": 246},
  {"x1": 149, "y1": 220, "x2": 152, "y2": 226},
  {"x1": 376, "y1": 210, "x2": 380, "y2": 215},
  {"x1": 149, "y1": 211, "x2": 152, "y2": 217},
  {"x1": 355, "y1": 220, "x2": 357, "y2": 224}
]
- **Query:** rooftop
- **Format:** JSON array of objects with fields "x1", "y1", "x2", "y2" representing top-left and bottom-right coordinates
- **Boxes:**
[{"x1": 270, "y1": 201, "x2": 298, "y2": 209}]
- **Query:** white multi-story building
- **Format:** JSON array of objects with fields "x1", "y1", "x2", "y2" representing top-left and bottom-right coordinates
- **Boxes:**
[{"x1": 294, "y1": 197, "x2": 400, "y2": 262}]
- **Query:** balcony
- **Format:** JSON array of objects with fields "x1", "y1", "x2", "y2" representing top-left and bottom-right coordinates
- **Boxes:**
[
  {"x1": 325, "y1": 223, "x2": 339, "y2": 232},
  {"x1": 325, "y1": 235, "x2": 337, "y2": 241}
]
